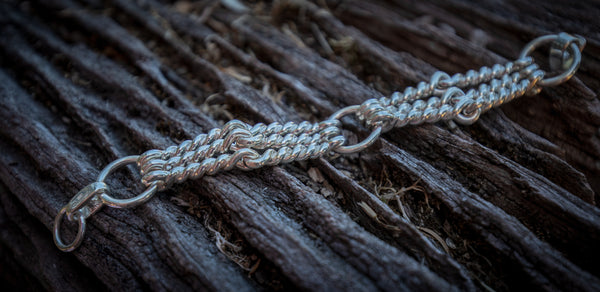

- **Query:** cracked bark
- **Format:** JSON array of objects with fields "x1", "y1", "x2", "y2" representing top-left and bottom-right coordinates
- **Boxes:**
[{"x1": 0, "y1": 0, "x2": 599, "y2": 291}]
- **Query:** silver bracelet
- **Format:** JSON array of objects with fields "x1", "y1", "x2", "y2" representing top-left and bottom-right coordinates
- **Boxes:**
[{"x1": 53, "y1": 32, "x2": 586, "y2": 252}]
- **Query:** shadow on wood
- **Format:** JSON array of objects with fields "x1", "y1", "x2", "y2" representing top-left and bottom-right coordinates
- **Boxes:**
[{"x1": 0, "y1": 0, "x2": 599, "y2": 291}]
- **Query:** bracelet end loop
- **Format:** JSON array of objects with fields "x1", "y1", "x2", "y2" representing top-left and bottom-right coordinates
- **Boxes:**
[
  {"x1": 54, "y1": 155, "x2": 152, "y2": 252},
  {"x1": 54, "y1": 182, "x2": 108, "y2": 252},
  {"x1": 549, "y1": 32, "x2": 585, "y2": 73},
  {"x1": 519, "y1": 32, "x2": 585, "y2": 88}
]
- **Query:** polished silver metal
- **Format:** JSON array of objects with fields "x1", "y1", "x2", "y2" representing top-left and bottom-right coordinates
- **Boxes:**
[
  {"x1": 519, "y1": 33, "x2": 585, "y2": 87},
  {"x1": 54, "y1": 32, "x2": 585, "y2": 252},
  {"x1": 549, "y1": 32, "x2": 585, "y2": 72},
  {"x1": 329, "y1": 105, "x2": 383, "y2": 154},
  {"x1": 97, "y1": 155, "x2": 160, "y2": 208},
  {"x1": 54, "y1": 206, "x2": 86, "y2": 252},
  {"x1": 53, "y1": 181, "x2": 108, "y2": 252},
  {"x1": 53, "y1": 155, "x2": 159, "y2": 251}
]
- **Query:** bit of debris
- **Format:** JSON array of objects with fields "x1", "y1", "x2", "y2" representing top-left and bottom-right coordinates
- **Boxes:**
[
  {"x1": 222, "y1": 66, "x2": 253, "y2": 83},
  {"x1": 281, "y1": 23, "x2": 307, "y2": 48},
  {"x1": 307, "y1": 167, "x2": 325, "y2": 183},
  {"x1": 170, "y1": 196, "x2": 191, "y2": 207},
  {"x1": 174, "y1": 1, "x2": 194, "y2": 14},
  {"x1": 357, "y1": 201, "x2": 403, "y2": 232},
  {"x1": 220, "y1": 0, "x2": 249, "y2": 13},
  {"x1": 357, "y1": 201, "x2": 377, "y2": 218},
  {"x1": 205, "y1": 217, "x2": 258, "y2": 274},
  {"x1": 320, "y1": 180, "x2": 335, "y2": 198},
  {"x1": 418, "y1": 226, "x2": 450, "y2": 254},
  {"x1": 310, "y1": 22, "x2": 333, "y2": 56},
  {"x1": 328, "y1": 36, "x2": 354, "y2": 52}
]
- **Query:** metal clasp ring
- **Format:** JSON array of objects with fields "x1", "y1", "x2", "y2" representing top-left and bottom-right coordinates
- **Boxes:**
[
  {"x1": 97, "y1": 156, "x2": 159, "y2": 208},
  {"x1": 53, "y1": 155, "x2": 158, "y2": 252},
  {"x1": 54, "y1": 206, "x2": 87, "y2": 252},
  {"x1": 329, "y1": 105, "x2": 383, "y2": 154},
  {"x1": 519, "y1": 32, "x2": 585, "y2": 87}
]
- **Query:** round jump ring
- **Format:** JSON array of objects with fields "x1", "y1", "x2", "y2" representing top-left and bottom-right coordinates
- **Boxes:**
[
  {"x1": 451, "y1": 95, "x2": 482, "y2": 126},
  {"x1": 53, "y1": 206, "x2": 86, "y2": 252},
  {"x1": 455, "y1": 107, "x2": 482, "y2": 126},
  {"x1": 519, "y1": 33, "x2": 584, "y2": 87},
  {"x1": 96, "y1": 155, "x2": 159, "y2": 208},
  {"x1": 329, "y1": 105, "x2": 383, "y2": 154}
]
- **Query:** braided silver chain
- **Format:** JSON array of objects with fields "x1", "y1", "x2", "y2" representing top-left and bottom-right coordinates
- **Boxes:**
[
  {"x1": 137, "y1": 119, "x2": 345, "y2": 190},
  {"x1": 54, "y1": 32, "x2": 586, "y2": 251},
  {"x1": 134, "y1": 56, "x2": 542, "y2": 190}
]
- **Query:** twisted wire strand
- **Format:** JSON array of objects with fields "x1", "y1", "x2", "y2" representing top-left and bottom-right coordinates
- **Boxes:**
[
  {"x1": 53, "y1": 32, "x2": 586, "y2": 254},
  {"x1": 138, "y1": 119, "x2": 345, "y2": 188},
  {"x1": 356, "y1": 59, "x2": 543, "y2": 130},
  {"x1": 136, "y1": 57, "x2": 545, "y2": 190}
]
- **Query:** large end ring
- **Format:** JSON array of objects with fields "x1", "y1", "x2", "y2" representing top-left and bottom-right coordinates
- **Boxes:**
[
  {"x1": 96, "y1": 155, "x2": 159, "y2": 208},
  {"x1": 519, "y1": 33, "x2": 585, "y2": 87}
]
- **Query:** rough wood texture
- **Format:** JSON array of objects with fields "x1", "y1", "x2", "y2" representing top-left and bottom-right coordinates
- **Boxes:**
[{"x1": 0, "y1": 0, "x2": 599, "y2": 291}]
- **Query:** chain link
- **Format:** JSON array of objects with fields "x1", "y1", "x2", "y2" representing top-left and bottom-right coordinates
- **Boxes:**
[
  {"x1": 137, "y1": 119, "x2": 345, "y2": 189},
  {"x1": 54, "y1": 33, "x2": 586, "y2": 251}
]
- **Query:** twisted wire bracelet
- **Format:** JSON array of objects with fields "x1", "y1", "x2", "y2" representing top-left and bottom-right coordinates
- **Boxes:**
[{"x1": 54, "y1": 32, "x2": 586, "y2": 252}]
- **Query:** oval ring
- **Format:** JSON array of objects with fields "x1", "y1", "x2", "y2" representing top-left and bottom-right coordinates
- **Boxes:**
[
  {"x1": 97, "y1": 155, "x2": 140, "y2": 181},
  {"x1": 100, "y1": 184, "x2": 159, "y2": 208},
  {"x1": 53, "y1": 206, "x2": 86, "y2": 252},
  {"x1": 329, "y1": 105, "x2": 383, "y2": 154},
  {"x1": 519, "y1": 34, "x2": 583, "y2": 87},
  {"x1": 96, "y1": 155, "x2": 159, "y2": 209}
]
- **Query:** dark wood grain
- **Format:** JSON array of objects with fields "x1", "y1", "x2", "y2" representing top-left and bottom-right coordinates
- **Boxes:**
[{"x1": 0, "y1": 0, "x2": 598, "y2": 291}]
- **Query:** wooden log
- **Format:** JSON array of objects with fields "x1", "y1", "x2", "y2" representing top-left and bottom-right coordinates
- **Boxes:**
[{"x1": 0, "y1": 0, "x2": 598, "y2": 290}]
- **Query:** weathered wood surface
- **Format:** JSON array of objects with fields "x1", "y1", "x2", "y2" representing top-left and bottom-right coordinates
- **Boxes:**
[{"x1": 0, "y1": 0, "x2": 599, "y2": 291}]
